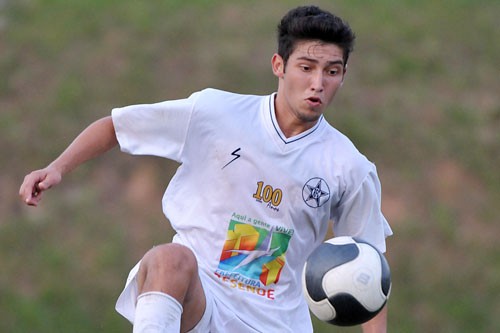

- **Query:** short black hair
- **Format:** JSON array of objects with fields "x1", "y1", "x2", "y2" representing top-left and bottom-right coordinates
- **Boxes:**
[{"x1": 277, "y1": 6, "x2": 355, "y2": 67}]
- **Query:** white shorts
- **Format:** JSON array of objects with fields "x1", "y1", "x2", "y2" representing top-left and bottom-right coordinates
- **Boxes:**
[
  {"x1": 116, "y1": 261, "x2": 262, "y2": 332},
  {"x1": 115, "y1": 261, "x2": 213, "y2": 333}
]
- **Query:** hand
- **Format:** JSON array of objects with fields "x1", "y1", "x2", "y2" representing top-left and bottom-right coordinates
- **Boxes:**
[{"x1": 19, "y1": 166, "x2": 62, "y2": 206}]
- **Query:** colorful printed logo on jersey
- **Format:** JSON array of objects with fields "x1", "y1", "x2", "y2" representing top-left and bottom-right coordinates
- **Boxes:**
[
  {"x1": 216, "y1": 217, "x2": 293, "y2": 287},
  {"x1": 302, "y1": 177, "x2": 330, "y2": 208}
]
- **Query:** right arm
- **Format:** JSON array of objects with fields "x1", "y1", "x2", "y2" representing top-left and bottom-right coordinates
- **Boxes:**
[{"x1": 19, "y1": 116, "x2": 118, "y2": 206}]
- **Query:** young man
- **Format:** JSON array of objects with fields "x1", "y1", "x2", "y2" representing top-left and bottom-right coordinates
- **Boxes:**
[{"x1": 20, "y1": 5, "x2": 392, "y2": 333}]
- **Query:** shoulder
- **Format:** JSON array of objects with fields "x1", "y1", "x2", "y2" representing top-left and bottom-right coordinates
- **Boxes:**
[
  {"x1": 321, "y1": 121, "x2": 368, "y2": 161},
  {"x1": 195, "y1": 88, "x2": 268, "y2": 107},
  {"x1": 319, "y1": 120, "x2": 376, "y2": 178}
]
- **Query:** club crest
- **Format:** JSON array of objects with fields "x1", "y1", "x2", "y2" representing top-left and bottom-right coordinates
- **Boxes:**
[{"x1": 302, "y1": 177, "x2": 330, "y2": 208}]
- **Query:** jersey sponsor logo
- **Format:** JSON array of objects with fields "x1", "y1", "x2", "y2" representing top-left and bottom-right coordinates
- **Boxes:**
[
  {"x1": 215, "y1": 215, "x2": 293, "y2": 299},
  {"x1": 222, "y1": 147, "x2": 241, "y2": 169},
  {"x1": 252, "y1": 181, "x2": 282, "y2": 212},
  {"x1": 302, "y1": 177, "x2": 330, "y2": 208}
]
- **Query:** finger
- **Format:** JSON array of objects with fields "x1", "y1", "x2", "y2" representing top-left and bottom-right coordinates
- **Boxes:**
[
  {"x1": 22, "y1": 185, "x2": 39, "y2": 206},
  {"x1": 27, "y1": 183, "x2": 45, "y2": 205},
  {"x1": 19, "y1": 180, "x2": 33, "y2": 202},
  {"x1": 25, "y1": 196, "x2": 40, "y2": 206},
  {"x1": 19, "y1": 172, "x2": 45, "y2": 204}
]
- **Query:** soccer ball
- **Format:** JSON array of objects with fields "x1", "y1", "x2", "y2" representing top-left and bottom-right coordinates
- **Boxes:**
[{"x1": 302, "y1": 236, "x2": 391, "y2": 326}]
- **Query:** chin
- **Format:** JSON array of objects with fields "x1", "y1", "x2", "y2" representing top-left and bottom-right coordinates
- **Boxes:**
[{"x1": 298, "y1": 112, "x2": 322, "y2": 124}]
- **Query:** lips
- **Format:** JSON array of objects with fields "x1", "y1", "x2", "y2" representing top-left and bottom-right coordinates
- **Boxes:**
[{"x1": 306, "y1": 96, "x2": 322, "y2": 106}]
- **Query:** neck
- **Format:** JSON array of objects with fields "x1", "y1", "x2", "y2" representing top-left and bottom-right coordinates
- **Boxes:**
[{"x1": 273, "y1": 94, "x2": 318, "y2": 138}]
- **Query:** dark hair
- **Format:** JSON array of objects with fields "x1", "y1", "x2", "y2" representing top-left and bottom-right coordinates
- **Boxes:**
[{"x1": 277, "y1": 6, "x2": 355, "y2": 67}]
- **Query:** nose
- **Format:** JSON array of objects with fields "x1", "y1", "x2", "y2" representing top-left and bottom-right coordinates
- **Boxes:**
[{"x1": 310, "y1": 71, "x2": 324, "y2": 92}]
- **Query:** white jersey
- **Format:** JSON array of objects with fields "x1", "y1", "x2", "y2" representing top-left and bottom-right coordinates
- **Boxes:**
[{"x1": 112, "y1": 88, "x2": 392, "y2": 332}]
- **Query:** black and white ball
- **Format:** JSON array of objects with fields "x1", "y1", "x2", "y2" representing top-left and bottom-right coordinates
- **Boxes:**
[{"x1": 302, "y1": 236, "x2": 391, "y2": 326}]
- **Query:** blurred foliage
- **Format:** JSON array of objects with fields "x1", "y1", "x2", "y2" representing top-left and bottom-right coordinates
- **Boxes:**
[{"x1": 1, "y1": 0, "x2": 499, "y2": 332}]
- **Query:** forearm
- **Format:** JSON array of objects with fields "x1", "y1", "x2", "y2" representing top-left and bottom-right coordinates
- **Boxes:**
[
  {"x1": 361, "y1": 305, "x2": 387, "y2": 333},
  {"x1": 50, "y1": 116, "x2": 118, "y2": 175}
]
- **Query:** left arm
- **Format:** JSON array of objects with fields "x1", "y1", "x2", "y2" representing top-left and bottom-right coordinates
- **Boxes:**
[
  {"x1": 361, "y1": 305, "x2": 387, "y2": 333},
  {"x1": 332, "y1": 164, "x2": 392, "y2": 332}
]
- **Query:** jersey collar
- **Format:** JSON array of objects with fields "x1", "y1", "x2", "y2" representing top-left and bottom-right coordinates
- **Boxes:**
[{"x1": 268, "y1": 93, "x2": 324, "y2": 145}]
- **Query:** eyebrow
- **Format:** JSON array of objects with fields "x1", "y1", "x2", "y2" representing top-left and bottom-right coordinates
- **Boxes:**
[{"x1": 296, "y1": 56, "x2": 344, "y2": 67}]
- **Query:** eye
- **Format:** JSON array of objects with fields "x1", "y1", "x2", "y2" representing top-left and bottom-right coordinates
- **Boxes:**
[
  {"x1": 328, "y1": 68, "x2": 340, "y2": 76},
  {"x1": 300, "y1": 65, "x2": 311, "y2": 72}
]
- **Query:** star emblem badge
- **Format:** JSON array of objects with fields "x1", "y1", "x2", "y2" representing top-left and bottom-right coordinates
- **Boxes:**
[{"x1": 302, "y1": 177, "x2": 330, "y2": 208}]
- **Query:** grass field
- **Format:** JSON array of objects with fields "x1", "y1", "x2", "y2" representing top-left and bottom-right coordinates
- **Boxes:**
[{"x1": 1, "y1": 0, "x2": 499, "y2": 332}]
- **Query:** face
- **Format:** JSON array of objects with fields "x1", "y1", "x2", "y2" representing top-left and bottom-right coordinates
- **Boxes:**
[{"x1": 272, "y1": 40, "x2": 346, "y2": 135}]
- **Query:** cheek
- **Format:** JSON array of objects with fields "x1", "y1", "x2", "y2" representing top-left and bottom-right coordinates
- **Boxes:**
[
  {"x1": 325, "y1": 83, "x2": 342, "y2": 101},
  {"x1": 284, "y1": 75, "x2": 304, "y2": 93},
  {"x1": 290, "y1": 74, "x2": 310, "y2": 89}
]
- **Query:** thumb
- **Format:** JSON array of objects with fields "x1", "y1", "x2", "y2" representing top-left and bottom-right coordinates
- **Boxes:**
[
  {"x1": 38, "y1": 173, "x2": 61, "y2": 191},
  {"x1": 37, "y1": 181, "x2": 49, "y2": 191}
]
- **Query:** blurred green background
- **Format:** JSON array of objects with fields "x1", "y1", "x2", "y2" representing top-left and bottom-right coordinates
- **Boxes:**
[{"x1": 1, "y1": 0, "x2": 499, "y2": 332}]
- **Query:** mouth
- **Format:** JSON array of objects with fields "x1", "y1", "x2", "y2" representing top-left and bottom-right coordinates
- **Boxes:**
[{"x1": 306, "y1": 96, "x2": 323, "y2": 107}]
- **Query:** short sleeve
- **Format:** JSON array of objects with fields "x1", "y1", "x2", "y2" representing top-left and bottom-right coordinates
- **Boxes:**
[
  {"x1": 331, "y1": 168, "x2": 393, "y2": 253},
  {"x1": 111, "y1": 92, "x2": 201, "y2": 162}
]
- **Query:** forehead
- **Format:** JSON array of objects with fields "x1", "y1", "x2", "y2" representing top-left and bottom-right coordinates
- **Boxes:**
[{"x1": 290, "y1": 40, "x2": 344, "y2": 64}]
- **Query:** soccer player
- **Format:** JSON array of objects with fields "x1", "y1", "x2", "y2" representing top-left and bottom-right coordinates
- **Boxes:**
[{"x1": 20, "y1": 5, "x2": 392, "y2": 333}]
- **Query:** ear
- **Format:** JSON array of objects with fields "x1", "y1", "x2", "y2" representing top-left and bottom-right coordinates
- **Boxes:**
[
  {"x1": 271, "y1": 53, "x2": 285, "y2": 78},
  {"x1": 340, "y1": 65, "x2": 348, "y2": 86}
]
